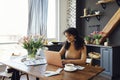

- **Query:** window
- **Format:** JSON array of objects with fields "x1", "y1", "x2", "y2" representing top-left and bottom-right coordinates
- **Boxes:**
[
  {"x1": 0, "y1": 0, "x2": 59, "y2": 42},
  {"x1": 0, "y1": 0, "x2": 28, "y2": 43},
  {"x1": 47, "y1": 0, "x2": 59, "y2": 40}
]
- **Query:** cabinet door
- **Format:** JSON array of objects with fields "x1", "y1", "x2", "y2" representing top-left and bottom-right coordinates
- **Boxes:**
[{"x1": 100, "y1": 48, "x2": 112, "y2": 76}]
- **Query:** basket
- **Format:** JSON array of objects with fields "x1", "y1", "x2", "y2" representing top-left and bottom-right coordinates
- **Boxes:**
[{"x1": 88, "y1": 52, "x2": 101, "y2": 59}]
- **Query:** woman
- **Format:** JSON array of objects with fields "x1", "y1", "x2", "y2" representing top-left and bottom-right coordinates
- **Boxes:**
[{"x1": 59, "y1": 27, "x2": 87, "y2": 65}]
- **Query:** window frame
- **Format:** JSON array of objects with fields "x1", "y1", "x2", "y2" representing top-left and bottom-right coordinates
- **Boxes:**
[
  {"x1": 0, "y1": 0, "x2": 28, "y2": 43},
  {"x1": 47, "y1": 0, "x2": 60, "y2": 41}
]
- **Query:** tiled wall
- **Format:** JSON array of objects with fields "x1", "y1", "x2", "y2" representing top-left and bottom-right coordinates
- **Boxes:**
[{"x1": 67, "y1": 0, "x2": 76, "y2": 28}]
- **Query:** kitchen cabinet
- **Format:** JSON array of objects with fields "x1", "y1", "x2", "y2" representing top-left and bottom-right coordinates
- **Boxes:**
[
  {"x1": 44, "y1": 44, "x2": 63, "y2": 51},
  {"x1": 86, "y1": 44, "x2": 120, "y2": 79},
  {"x1": 100, "y1": 47, "x2": 112, "y2": 76}
]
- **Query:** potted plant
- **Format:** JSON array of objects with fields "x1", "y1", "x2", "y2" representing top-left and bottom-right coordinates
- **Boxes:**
[
  {"x1": 84, "y1": 35, "x2": 91, "y2": 44},
  {"x1": 91, "y1": 31, "x2": 104, "y2": 45}
]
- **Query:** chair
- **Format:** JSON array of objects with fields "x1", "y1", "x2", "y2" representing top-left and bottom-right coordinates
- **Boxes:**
[
  {"x1": 0, "y1": 65, "x2": 29, "y2": 80},
  {"x1": 0, "y1": 66, "x2": 12, "y2": 80},
  {"x1": 0, "y1": 71, "x2": 12, "y2": 80}
]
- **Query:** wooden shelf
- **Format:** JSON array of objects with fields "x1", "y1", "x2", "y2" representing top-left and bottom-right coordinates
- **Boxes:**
[
  {"x1": 96, "y1": 0, "x2": 115, "y2": 4},
  {"x1": 80, "y1": 14, "x2": 101, "y2": 21},
  {"x1": 96, "y1": 0, "x2": 115, "y2": 9},
  {"x1": 80, "y1": 14, "x2": 100, "y2": 18}
]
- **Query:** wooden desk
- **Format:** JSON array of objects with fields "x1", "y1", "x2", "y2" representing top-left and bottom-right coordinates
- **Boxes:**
[{"x1": 0, "y1": 56, "x2": 104, "y2": 80}]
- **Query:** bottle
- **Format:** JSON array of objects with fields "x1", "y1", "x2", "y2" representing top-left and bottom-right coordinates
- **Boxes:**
[{"x1": 84, "y1": 8, "x2": 87, "y2": 16}]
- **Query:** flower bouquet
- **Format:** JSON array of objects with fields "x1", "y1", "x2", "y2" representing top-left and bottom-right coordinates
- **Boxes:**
[{"x1": 20, "y1": 35, "x2": 45, "y2": 59}]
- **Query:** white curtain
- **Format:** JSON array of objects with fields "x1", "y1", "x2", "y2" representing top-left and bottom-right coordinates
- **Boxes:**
[{"x1": 28, "y1": 0, "x2": 48, "y2": 36}]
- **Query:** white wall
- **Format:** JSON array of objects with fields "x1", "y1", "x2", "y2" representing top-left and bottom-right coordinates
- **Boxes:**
[
  {"x1": 59, "y1": 0, "x2": 68, "y2": 41},
  {"x1": 58, "y1": 0, "x2": 76, "y2": 41}
]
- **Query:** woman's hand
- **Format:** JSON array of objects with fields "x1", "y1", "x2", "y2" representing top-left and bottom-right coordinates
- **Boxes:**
[
  {"x1": 62, "y1": 59, "x2": 68, "y2": 65},
  {"x1": 62, "y1": 59, "x2": 72, "y2": 65}
]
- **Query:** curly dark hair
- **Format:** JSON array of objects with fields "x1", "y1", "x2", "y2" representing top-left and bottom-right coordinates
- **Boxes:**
[{"x1": 63, "y1": 27, "x2": 85, "y2": 50}]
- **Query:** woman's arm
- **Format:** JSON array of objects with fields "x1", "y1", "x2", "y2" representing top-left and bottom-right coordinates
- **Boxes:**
[
  {"x1": 58, "y1": 45, "x2": 66, "y2": 56},
  {"x1": 62, "y1": 46, "x2": 87, "y2": 65}
]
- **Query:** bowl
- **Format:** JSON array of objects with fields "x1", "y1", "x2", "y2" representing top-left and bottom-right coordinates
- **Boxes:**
[
  {"x1": 95, "y1": 11, "x2": 100, "y2": 15},
  {"x1": 52, "y1": 42, "x2": 59, "y2": 45}
]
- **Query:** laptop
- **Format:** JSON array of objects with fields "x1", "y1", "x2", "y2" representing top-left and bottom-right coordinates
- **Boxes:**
[{"x1": 44, "y1": 50, "x2": 63, "y2": 67}]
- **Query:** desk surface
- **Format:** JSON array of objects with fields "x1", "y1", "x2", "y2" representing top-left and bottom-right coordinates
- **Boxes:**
[{"x1": 0, "y1": 56, "x2": 104, "y2": 80}]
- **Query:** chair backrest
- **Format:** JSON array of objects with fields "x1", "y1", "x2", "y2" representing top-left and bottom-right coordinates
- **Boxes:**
[
  {"x1": 0, "y1": 65, "x2": 12, "y2": 78},
  {"x1": 0, "y1": 63, "x2": 6, "y2": 71}
]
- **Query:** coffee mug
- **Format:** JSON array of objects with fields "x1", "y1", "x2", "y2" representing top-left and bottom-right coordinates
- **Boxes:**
[{"x1": 65, "y1": 64, "x2": 75, "y2": 70}]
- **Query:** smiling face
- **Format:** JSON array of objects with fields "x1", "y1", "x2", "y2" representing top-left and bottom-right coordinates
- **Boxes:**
[{"x1": 64, "y1": 32, "x2": 75, "y2": 43}]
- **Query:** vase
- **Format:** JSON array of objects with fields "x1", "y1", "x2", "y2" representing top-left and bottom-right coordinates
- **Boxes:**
[
  {"x1": 27, "y1": 50, "x2": 37, "y2": 60},
  {"x1": 95, "y1": 39, "x2": 100, "y2": 45},
  {"x1": 84, "y1": 40, "x2": 90, "y2": 44}
]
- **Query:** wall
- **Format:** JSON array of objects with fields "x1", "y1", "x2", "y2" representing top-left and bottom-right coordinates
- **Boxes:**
[
  {"x1": 76, "y1": 0, "x2": 120, "y2": 45},
  {"x1": 59, "y1": 0, "x2": 76, "y2": 41},
  {"x1": 76, "y1": 0, "x2": 85, "y2": 37},
  {"x1": 67, "y1": 0, "x2": 76, "y2": 27},
  {"x1": 59, "y1": 0, "x2": 120, "y2": 45},
  {"x1": 59, "y1": 0, "x2": 67, "y2": 41}
]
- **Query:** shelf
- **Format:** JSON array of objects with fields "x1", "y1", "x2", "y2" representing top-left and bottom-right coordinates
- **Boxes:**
[
  {"x1": 96, "y1": 0, "x2": 115, "y2": 9},
  {"x1": 96, "y1": 0, "x2": 115, "y2": 4},
  {"x1": 80, "y1": 14, "x2": 101, "y2": 21}
]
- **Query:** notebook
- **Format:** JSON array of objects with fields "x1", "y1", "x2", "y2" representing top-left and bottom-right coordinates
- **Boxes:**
[
  {"x1": 44, "y1": 51, "x2": 63, "y2": 67},
  {"x1": 23, "y1": 58, "x2": 47, "y2": 66}
]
